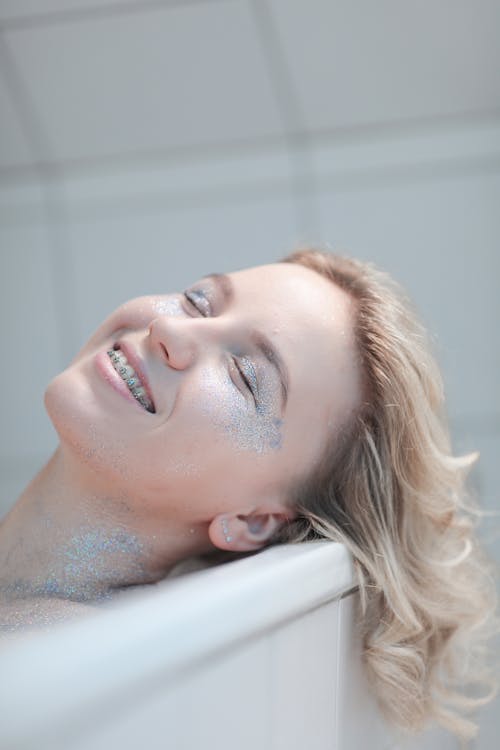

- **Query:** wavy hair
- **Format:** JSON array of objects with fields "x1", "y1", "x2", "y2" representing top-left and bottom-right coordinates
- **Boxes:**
[{"x1": 268, "y1": 246, "x2": 500, "y2": 745}]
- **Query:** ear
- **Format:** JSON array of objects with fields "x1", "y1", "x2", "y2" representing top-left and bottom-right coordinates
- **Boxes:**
[{"x1": 208, "y1": 507, "x2": 297, "y2": 553}]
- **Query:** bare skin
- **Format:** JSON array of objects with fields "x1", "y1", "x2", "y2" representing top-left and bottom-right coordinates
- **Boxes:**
[{"x1": 0, "y1": 262, "x2": 361, "y2": 630}]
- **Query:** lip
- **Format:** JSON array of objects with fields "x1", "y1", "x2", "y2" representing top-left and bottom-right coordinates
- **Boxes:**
[
  {"x1": 94, "y1": 349, "x2": 150, "y2": 413},
  {"x1": 115, "y1": 339, "x2": 156, "y2": 412}
]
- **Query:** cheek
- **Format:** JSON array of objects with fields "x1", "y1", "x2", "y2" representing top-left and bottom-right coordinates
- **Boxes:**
[
  {"x1": 179, "y1": 364, "x2": 247, "y2": 447},
  {"x1": 193, "y1": 365, "x2": 284, "y2": 455},
  {"x1": 71, "y1": 296, "x2": 168, "y2": 365},
  {"x1": 152, "y1": 296, "x2": 184, "y2": 317},
  {"x1": 45, "y1": 360, "x2": 153, "y2": 486},
  {"x1": 44, "y1": 367, "x2": 89, "y2": 440},
  {"x1": 44, "y1": 367, "x2": 127, "y2": 464}
]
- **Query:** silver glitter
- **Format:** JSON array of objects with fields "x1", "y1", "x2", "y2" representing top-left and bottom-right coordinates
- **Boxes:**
[
  {"x1": 152, "y1": 296, "x2": 184, "y2": 317},
  {"x1": 0, "y1": 528, "x2": 150, "y2": 606},
  {"x1": 162, "y1": 456, "x2": 200, "y2": 476},
  {"x1": 59, "y1": 528, "x2": 149, "y2": 600},
  {"x1": 199, "y1": 363, "x2": 283, "y2": 454},
  {"x1": 0, "y1": 598, "x2": 94, "y2": 634}
]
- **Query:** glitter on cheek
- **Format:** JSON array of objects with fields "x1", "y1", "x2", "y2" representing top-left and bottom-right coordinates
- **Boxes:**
[
  {"x1": 162, "y1": 455, "x2": 200, "y2": 476},
  {"x1": 199, "y1": 364, "x2": 283, "y2": 454},
  {"x1": 152, "y1": 296, "x2": 184, "y2": 317}
]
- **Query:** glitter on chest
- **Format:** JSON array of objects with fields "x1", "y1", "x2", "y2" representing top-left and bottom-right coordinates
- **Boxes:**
[{"x1": 49, "y1": 528, "x2": 148, "y2": 601}]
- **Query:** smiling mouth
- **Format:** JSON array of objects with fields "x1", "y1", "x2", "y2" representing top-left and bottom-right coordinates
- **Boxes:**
[{"x1": 107, "y1": 345, "x2": 156, "y2": 413}]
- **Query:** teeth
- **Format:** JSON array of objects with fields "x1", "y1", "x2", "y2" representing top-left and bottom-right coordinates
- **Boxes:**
[
  {"x1": 119, "y1": 364, "x2": 135, "y2": 379},
  {"x1": 107, "y1": 348, "x2": 154, "y2": 412}
]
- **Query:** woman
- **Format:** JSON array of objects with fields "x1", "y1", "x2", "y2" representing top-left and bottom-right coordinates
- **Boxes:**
[{"x1": 0, "y1": 246, "x2": 498, "y2": 742}]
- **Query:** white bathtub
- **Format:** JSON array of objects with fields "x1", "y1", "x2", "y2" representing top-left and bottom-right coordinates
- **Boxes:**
[{"x1": 0, "y1": 541, "x2": 457, "y2": 749}]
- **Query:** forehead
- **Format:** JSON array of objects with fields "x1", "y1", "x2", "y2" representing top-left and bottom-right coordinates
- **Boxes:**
[
  {"x1": 228, "y1": 262, "x2": 360, "y2": 462},
  {"x1": 227, "y1": 263, "x2": 352, "y2": 341},
  {"x1": 230, "y1": 262, "x2": 346, "y2": 317}
]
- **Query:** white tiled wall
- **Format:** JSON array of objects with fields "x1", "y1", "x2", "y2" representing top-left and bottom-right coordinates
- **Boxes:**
[{"x1": 317, "y1": 172, "x2": 500, "y2": 420}]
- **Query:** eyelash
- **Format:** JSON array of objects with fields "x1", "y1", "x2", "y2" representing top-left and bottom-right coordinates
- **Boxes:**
[
  {"x1": 182, "y1": 289, "x2": 257, "y2": 403},
  {"x1": 183, "y1": 289, "x2": 211, "y2": 318}
]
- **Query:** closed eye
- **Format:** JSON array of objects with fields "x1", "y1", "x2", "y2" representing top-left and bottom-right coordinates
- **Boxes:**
[
  {"x1": 182, "y1": 287, "x2": 258, "y2": 406},
  {"x1": 231, "y1": 356, "x2": 257, "y2": 406},
  {"x1": 183, "y1": 289, "x2": 211, "y2": 317}
]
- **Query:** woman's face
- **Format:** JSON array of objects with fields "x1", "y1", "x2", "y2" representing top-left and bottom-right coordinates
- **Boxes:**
[{"x1": 45, "y1": 261, "x2": 360, "y2": 526}]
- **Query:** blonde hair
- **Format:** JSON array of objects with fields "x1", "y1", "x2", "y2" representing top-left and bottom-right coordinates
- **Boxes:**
[{"x1": 269, "y1": 246, "x2": 500, "y2": 745}]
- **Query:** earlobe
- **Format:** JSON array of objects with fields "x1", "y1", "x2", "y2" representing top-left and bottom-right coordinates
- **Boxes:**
[{"x1": 221, "y1": 517, "x2": 232, "y2": 543}]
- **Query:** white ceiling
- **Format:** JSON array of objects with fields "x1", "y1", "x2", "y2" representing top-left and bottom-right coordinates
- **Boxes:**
[{"x1": 0, "y1": 0, "x2": 499, "y2": 175}]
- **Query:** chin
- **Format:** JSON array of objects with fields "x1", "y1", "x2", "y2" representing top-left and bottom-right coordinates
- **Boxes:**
[
  {"x1": 44, "y1": 367, "x2": 96, "y2": 452},
  {"x1": 43, "y1": 366, "x2": 138, "y2": 488}
]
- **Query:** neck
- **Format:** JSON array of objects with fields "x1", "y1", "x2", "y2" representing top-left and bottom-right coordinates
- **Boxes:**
[{"x1": 0, "y1": 447, "x2": 213, "y2": 604}]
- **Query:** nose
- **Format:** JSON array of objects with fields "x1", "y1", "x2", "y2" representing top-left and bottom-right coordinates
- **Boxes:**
[{"x1": 148, "y1": 314, "x2": 204, "y2": 371}]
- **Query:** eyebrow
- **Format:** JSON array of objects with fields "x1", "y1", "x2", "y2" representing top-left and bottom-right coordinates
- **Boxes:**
[{"x1": 202, "y1": 272, "x2": 289, "y2": 413}]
